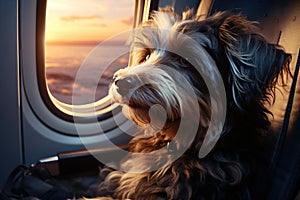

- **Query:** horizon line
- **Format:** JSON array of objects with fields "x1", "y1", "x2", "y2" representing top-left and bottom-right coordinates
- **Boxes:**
[{"x1": 46, "y1": 40, "x2": 128, "y2": 46}]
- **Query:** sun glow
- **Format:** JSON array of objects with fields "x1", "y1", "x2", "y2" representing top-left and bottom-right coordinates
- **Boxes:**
[{"x1": 45, "y1": 0, "x2": 134, "y2": 44}]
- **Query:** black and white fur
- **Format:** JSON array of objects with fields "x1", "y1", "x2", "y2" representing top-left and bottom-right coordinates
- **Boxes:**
[{"x1": 91, "y1": 8, "x2": 291, "y2": 200}]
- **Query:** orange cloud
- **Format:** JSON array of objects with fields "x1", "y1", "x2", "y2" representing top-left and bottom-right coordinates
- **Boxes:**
[
  {"x1": 60, "y1": 15, "x2": 103, "y2": 22},
  {"x1": 120, "y1": 16, "x2": 133, "y2": 25},
  {"x1": 87, "y1": 23, "x2": 108, "y2": 27}
]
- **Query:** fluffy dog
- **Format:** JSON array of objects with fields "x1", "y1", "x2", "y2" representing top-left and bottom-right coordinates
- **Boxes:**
[{"x1": 93, "y1": 8, "x2": 291, "y2": 200}]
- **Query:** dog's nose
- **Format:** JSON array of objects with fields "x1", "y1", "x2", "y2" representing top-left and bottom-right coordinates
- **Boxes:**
[{"x1": 115, "y1": 77, "x2": 136, "y2": 95}]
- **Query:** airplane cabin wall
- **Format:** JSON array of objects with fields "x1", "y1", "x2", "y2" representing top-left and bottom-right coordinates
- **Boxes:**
[{"x1": 0, "y1": 0, "x2": 23, "y2": 189}]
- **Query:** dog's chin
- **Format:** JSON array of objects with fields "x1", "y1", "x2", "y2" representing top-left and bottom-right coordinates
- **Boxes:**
[
  {"x1": 122, "y1": 103, "x2": 181, "y2": 129},
  {"x1": 122, "y1": 105, "x2": 181, "y2": 143},
  {"x1": 122, "y1": 105, "x2": 151, "y2": 126}
]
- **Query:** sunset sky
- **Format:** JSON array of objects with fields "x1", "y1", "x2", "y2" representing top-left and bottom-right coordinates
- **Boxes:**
[{"x1": 45, "y1": 0, "x2": 135, "y2": 44}]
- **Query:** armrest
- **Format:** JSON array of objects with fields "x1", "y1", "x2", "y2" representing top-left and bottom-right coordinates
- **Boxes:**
[{"x1": 35, "y1": 145, "x2": 129, "y2": 177}]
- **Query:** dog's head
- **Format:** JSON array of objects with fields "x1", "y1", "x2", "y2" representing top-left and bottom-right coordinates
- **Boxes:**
[
  {"x1": 109, "y1": 9, "x2": 291, "y2": 156},
  {"x1": 110, "y1": 9, "x2": 214, "y2": 129}
]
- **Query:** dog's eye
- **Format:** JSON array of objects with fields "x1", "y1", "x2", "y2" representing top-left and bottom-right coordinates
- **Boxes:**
[
  {"x1": 145, "y1": 54, "x2": 150, "y2": 61},
  {"x1": 179, "y1": 57, "x2": 190, "y2": 67},
  {"x1": 140, "y1": 53, "x2": 150, "y2": 63}
]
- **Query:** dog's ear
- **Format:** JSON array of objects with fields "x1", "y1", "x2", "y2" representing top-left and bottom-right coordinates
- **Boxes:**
[{"x1": 216, "y1": 13, "x2": 291, "y2": 110}]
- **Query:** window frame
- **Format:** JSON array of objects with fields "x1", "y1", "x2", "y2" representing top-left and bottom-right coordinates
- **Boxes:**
[{"x1": 37, "y1": 0, "x2": 131, "y2": 122}]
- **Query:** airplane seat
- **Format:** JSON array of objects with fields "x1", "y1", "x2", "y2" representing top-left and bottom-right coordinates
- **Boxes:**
[
  {"x1": 265, "y1": 52, "x2": 300, "y2": 199},
  {"x1": 210, "y1": 0, "x2": 300, "y2": 199}
]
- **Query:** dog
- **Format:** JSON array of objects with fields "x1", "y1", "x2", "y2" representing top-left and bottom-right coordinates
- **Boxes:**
[{"x1": 91, "y1": 8, "x2": 291, "y2": 200}]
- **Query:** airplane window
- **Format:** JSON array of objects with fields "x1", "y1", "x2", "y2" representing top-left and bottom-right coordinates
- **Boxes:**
[{"x1": 45, "y1": 0, "x2": 134, "y2": 105}]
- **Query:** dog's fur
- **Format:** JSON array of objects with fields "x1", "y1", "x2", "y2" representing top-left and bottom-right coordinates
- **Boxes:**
[{"x1": 92, "y1": 9, "x2": 291, "y2": 200}]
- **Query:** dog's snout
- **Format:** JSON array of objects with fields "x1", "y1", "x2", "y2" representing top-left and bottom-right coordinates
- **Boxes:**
[{"x1": 115, "y1": 77, "x2": 136, "y2": 95}]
